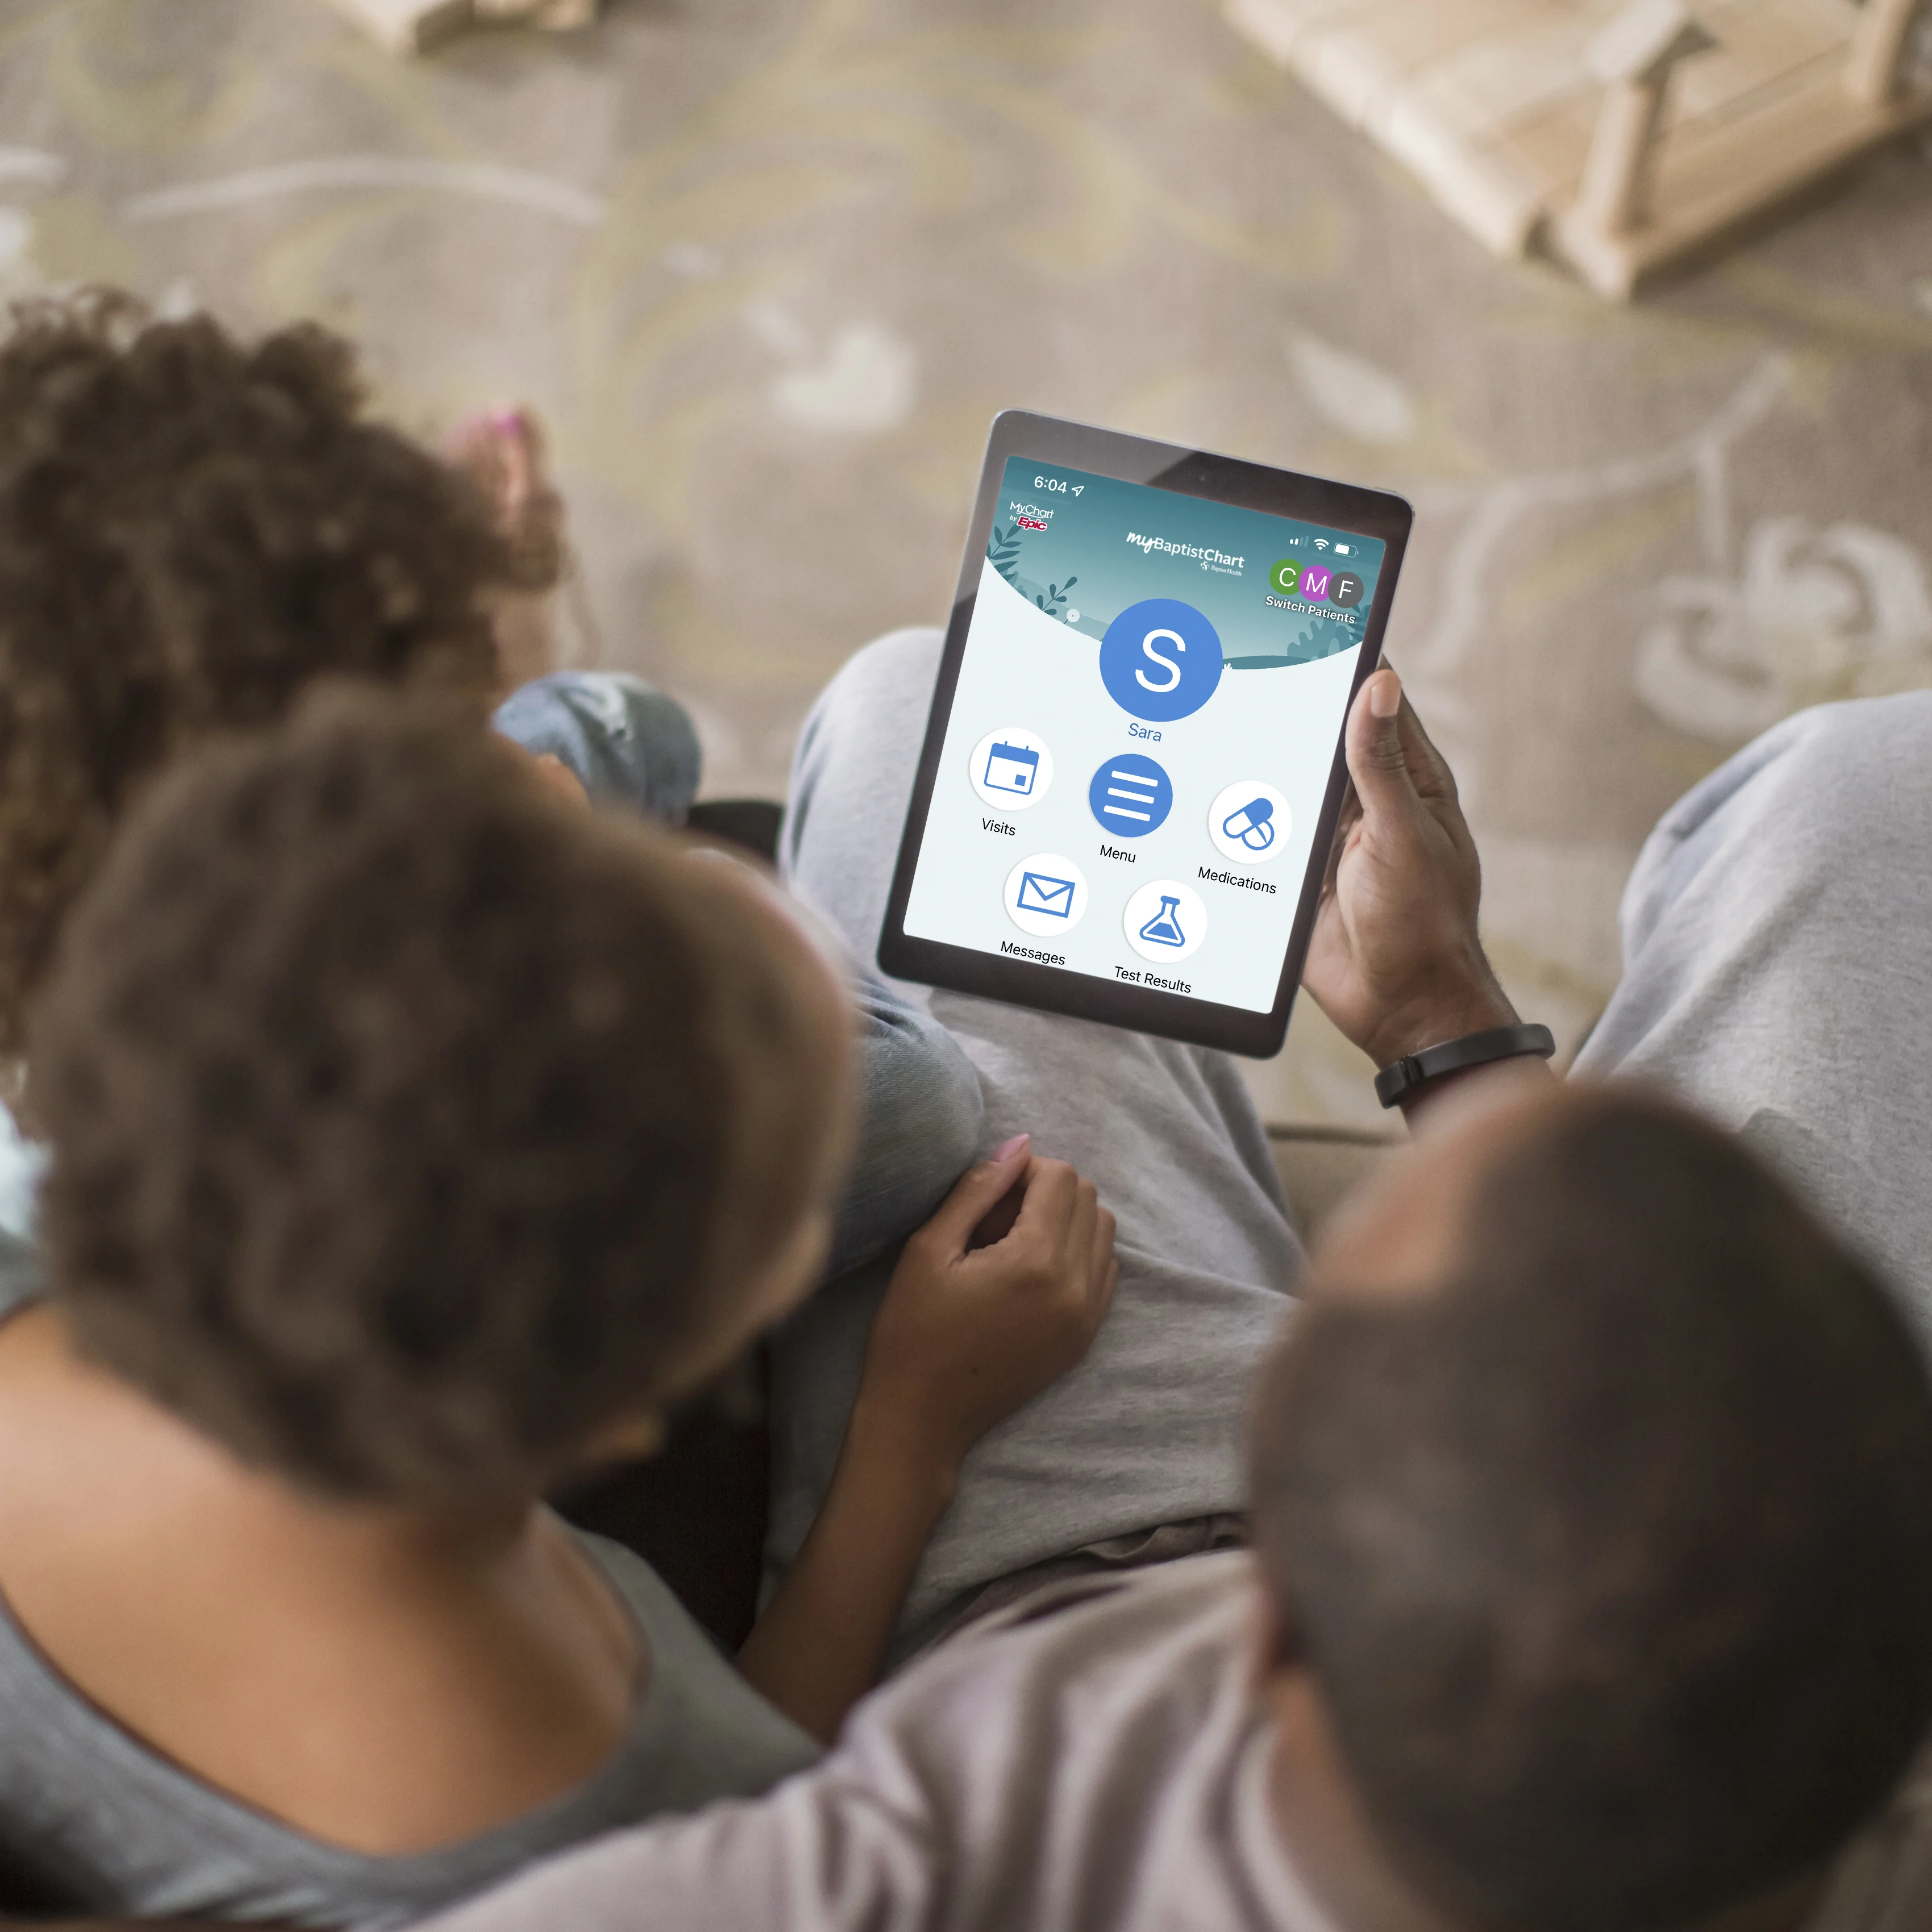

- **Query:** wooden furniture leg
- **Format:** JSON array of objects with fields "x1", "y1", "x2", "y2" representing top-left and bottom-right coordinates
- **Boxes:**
[
  {"x1": 1575, "y1": 0, "x2": 1717, "y2": 237},
  {"x1": 1846, "y1": 0, "x2": 1928, "y2": 105}
]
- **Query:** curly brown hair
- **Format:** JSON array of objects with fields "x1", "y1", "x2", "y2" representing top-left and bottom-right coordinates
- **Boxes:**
[
  {"x1": 0, "y1": 289, "x2": 523, "y2": 1071},
  {"x1": 27, "y1": 691, "x2": 845, "y2": 1504}
]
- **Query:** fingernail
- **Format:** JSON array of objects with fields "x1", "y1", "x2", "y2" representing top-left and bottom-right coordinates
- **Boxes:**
[
  {"x1": 489, "y1": 406, "x2": 527, "y2": 435},
  {"x1": 1368, "y1": 671, "x2": 1402, "y2": 720},
  {"x1": 992, "y1": 1134, "x2": 1030, "y2": 1161}
]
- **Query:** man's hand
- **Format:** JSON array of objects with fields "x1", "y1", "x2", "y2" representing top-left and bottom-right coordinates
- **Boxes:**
[
  {"x1": 856, "y1": 1138, "x2": 1118, "y2": 1476},
  {"x1": 1304, "y1": 668, "x2": 1517, "y2": 1068}
]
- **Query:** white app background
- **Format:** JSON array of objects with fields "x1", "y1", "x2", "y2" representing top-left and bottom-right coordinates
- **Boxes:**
[{"x1": 903, "y1": 558, "x2": 1365, "y2": 1014}]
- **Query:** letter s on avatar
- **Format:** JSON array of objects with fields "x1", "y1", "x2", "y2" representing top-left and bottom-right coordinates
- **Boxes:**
[{"x1": 1135, "y1": 628, "x2": 1185, "y2": 694}]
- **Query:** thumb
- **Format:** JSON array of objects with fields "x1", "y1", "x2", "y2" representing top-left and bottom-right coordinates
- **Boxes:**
[
  {"x1": 916, "y1": 1136, "x2": 1032, "y2": 1257},
  {"x1": 1345, "y1": 669, "x2": 1423, "y2": 831}
]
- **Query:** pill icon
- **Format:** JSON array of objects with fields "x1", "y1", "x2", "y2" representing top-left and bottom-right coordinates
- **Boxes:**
[
  {"x1": 1221, "y1": 797, "x2": 1276, "y2": 852},
  {"x1": 1208, "y1": 781, "x2": 1292, "y2": 867}
]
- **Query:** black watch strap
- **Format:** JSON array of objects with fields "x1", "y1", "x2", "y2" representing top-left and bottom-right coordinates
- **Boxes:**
[{"x1": 1374, "y1": 1023, "x2": 1556, "y2": 1110}]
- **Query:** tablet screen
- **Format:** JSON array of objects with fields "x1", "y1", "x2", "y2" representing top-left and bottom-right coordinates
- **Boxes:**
[{"x1": 897, "y1": 455, "x2": 1386, "y2": 1016}]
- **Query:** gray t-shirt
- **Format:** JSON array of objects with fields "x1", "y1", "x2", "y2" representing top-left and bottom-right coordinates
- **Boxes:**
[
  {"x1": 414, "y1": 1546, "x2": 1932, "y2": 1932},
  {"x1": 420, "y1": 1551, "x2": 1341, "y2": 1932},
  {"x1": 0, "y1": 1255, "x2": 819, "y2": 1929}
]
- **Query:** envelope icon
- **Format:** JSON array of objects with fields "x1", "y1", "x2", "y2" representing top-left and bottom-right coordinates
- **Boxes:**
[{"x1": 1017, "y1": 872, "x2": 1077, "y2": 918}]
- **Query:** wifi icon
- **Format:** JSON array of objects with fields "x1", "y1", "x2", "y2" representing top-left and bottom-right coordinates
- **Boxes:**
[{"x1": 1313, "y1": 538, "x2": 1330, "y2": 551}]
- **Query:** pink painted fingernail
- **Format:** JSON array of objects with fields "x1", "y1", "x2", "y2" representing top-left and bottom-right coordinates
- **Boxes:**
[{"x1": 992, "y1": 1134, "x2": 1030, "y2": 1161}]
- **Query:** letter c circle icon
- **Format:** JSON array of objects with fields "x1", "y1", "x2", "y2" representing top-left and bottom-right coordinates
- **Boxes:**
[{"x1": 1099, "y1": 599, "x2": 1223, "y2": 723}]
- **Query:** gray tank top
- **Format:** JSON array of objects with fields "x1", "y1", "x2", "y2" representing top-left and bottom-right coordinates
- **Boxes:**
[{"x1": 0, "y1": 1244, "x2": 818, "y2": 1927}]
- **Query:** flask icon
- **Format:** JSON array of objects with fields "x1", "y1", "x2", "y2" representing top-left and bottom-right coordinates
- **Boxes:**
[
  {"x1": 1138, "y1": 894, "x2": 1187, "y2": 948},
  {"x1": 1124, "y1": 878, "x2": 1206, "y2": 963}
]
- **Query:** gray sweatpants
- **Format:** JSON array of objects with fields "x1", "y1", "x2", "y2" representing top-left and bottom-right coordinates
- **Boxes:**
[
  {"x1": 1575, "y1": 690, "x2": 1932, "y2": 1343},
  {"x1": 770, "y1": 630, "x2": 1304, "y2": 1648},
  {"x1": 772, "y1": 634, "x2": 1932, "y2": 1644}
]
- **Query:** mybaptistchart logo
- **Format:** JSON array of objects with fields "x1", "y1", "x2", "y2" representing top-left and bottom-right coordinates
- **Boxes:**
[{"x1": 1098, "y1": 598, "x2": 1223, "y2": 723}]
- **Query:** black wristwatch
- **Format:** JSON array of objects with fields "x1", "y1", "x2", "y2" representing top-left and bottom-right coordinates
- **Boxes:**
[{"x1": 1374, "y1": 1023, "x2": 1556, "y2": 1110}]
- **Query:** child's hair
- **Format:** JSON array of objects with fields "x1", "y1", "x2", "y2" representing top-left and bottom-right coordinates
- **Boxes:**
[
  {"x1": 1250, "y1": 1090, "x2": 1932, "y2": 1932},
  {"x1": 0, "y1": 288, "x2": 528, "y2": 1067},
  {"x1": 27, "y1": 691, "x2": 844, "y2": 1505}
]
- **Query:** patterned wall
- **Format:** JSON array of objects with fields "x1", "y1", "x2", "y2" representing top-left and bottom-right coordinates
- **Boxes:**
[{"x1": 0, "y1": 0, "x2": 1926, "y2": 1125}]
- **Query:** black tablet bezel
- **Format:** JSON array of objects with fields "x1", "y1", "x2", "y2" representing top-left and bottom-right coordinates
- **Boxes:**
[{"x1": 876, "y1": 411, "x2": 1414, "y2": 1059}]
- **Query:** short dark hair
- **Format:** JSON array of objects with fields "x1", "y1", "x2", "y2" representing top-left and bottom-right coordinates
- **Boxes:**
[
  {"x1": 1252, "y1": 1090, "x2": 1932, "y2": 1932},
  {"x1": 27, "y1": 692, "x2": 839, "y2": 1505},
  {"x1": 0, "y1": 289, "x2": 522, "y2": 1066}
]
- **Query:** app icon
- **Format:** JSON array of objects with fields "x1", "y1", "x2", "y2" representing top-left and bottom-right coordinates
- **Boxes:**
[
  {"x1": 1208, "y1": 780, "x2": 1292, "y2": 866},
  {"x1": 1019, "y1": 873, "x2": 1076, "y2": 915},
  {"x1": 1330, "y1": 571, "x2": 1364, "y2": 609},
  {"x1": 1087, "y1": 752, "x2": 1173, "y2": 837},
  {"x1": 1268, "y1": 558, "x2": 1301, "y2": 596},
  {"x1": 970, "y1": 726, "x2": 1053, "y2": 811},
  {"x1": 1123, "y1": 878, "x2": 1206, "y2": 963},
  {"x1": 1005, "y1": 854, "x2": 1089, "y2": 937},
  {"x1": 1098, "y1": 598, "x2": 1224, "y2": 723},
  {"x1": 1140, "y1": 895, "x2": 1187, "y2": 946},
  {"x1": 1301, "y1": 565, "x2": 1333, "y2": 602}
]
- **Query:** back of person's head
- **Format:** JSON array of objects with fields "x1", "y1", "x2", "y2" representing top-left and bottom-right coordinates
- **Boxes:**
[
  {"x1": 1251, "y1": 1088, "x2": 1932, "y2": 1932},
  {"x1": 26, "y1": 691, "x2": 848, "y2": 1506},
  {"x1": 0, "y1": 288, "x2": 525, "y2": 1065}
]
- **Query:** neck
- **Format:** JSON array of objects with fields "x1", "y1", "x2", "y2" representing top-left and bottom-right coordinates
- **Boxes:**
[
  {"x1": 0, "y1": 1301, "x2": 540, "y2": 1571},
  {"x1": 1265, "y1": 1671, "x2": 1464, "y2": 1932}
]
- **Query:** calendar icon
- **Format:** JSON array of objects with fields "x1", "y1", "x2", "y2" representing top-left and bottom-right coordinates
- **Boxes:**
[
  {"x1": 982, "y1": 741, "x2": 1040, "y2": 797},
  {"x1": 969, "y1": 727, "x2": 1053, "y2": 811}
]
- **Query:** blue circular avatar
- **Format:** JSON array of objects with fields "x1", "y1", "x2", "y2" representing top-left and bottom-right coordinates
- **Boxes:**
[
  {"x1": 1088, "y1": 752, "x2": 1173, "y2": 838},
  {"x1": 1098, "y1": 599, "x2": 1225, "y2": 723}
]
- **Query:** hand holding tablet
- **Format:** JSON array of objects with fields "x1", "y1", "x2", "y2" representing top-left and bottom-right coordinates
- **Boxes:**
[{"x1": 880, "y1": 413, "x2": 1413, "y2": 1057}]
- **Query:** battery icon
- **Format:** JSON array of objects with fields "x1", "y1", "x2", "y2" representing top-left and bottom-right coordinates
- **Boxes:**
[{"x1": 1334, "y1": 543, "x2": 1351, "y2": 555}]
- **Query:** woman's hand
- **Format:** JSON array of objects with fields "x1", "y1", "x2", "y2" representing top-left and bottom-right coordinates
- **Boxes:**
[
  {"x1": 1304, "y1": 668, "x2": 1517, "y2": 1068},
  {"x1": 737, "y1": 1136, "x2": 1117, "y2": 1741},
  {"x1": 853, "y1": 1135, "x2": 1118, "y2": 1476}
]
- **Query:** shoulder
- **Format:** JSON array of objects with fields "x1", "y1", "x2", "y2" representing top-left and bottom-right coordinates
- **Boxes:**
[
  {"x1": 564, "y1": 1527, "x2": 822, "y2": 1800},
  {"x1": 413, "y1": 1551, "x2": 1283, "y2": 1932},
  {"x1": 831, "y1": 1549, "x2": 1265, "y2": 1839}
]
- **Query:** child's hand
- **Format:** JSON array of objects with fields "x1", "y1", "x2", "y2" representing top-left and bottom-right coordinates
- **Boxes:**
[
  {"x1": 854, "y1": 1136, "x2": 1119, "y2": 1478},
  {"x1": 741, "y1": 1138, "x2": 1116, "y2": 1737}
]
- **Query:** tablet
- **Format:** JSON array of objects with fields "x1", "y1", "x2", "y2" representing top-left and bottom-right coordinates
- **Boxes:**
[{"x1": 877, "y1": 412, "x2": 1413, "y2": 1058}]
